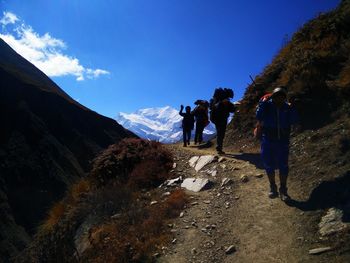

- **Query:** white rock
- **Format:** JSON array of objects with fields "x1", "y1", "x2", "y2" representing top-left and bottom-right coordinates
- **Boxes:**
[
  {"x1": 189, "y1": 156, "x2": 200, "y2": 167},
  {"x1": 255, "y1": 173, "x2": 264, "y2": 178},
  {"x1": 220, "y1": 164, "x2": 227, "y2": 169},
  {"x1": 195, "y1": 155, "x2": 215, "y2": 172},
  {"x1": 218, "y1": 157, "x2": 226, "y2": 163},
  {"x1": 225, "y1": 245, "x2": 236, "y2": 254},
  {"x1": 181, "y1": 178, "x2": 211, "y2": 192},
  {"x1": 162, "y1": 192, "x2": 171, "y2": 197},
  {"x1": 206, "y1": 167, "x2": 217, "y2": 177},
  {"x1": 309, "y1": 247, "x2": 332, "y2": 255},
  {"x1": 319, "y1": 208, "x2": 348, "y2": 236},
  {"x1": 221, "y1": 178, "x2": 233, "y2": 187},
  {"x1": 150, "y1": 201, "x2": 158, "y2": 205},
  {"x1": 165, "y1": 176, "x2": 183, "y2": 187},
  {"x1": 172, "y1": 163, "x2": 177, "y2": 169},
  {"x1": 240, "y1": 175, "x2": 249, "y2": 183}
]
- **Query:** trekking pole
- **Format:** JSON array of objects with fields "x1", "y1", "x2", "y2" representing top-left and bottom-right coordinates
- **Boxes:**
[{"x1": 249, "y1": 75, "x2": 257, "y2": 86}]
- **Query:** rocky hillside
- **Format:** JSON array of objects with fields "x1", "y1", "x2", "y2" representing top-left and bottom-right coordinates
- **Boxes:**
[
  {"x1": 224, "y1": 0, "x2": 350, "y2": 253},
  {"x1": 226, "y1": 0, "x2": 350, "y2": 147},
  {"x1": 0, "y1": 38, "x2": 134, "y2": 260}
]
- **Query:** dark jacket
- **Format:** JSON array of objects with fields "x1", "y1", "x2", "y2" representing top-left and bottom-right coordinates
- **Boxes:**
[
  {"x1": 192, "y1": 104, "x2": 209, "y2": 125},
  {"x1": 210, "y1": 99, "x2": 235, "y2": 125},
  {"x1": 256, "y1": 99, "x2": 298, "y2": 141},
  {"x1": 179, "y1": 109, "x2": 195, "y2": 130}
]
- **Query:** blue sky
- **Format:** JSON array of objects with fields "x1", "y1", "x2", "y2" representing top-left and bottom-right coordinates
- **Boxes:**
[{"x1": 0, "y1": 0, "x2": 340, "y2": 118}]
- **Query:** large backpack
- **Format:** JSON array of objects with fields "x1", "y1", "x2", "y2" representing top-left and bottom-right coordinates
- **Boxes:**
[
  {"x1": 209, "y1": 88, "x2": 234, "y2": 124},
  {"x1": 253, "y1": 93, "x2": 272, "y2": 139}
]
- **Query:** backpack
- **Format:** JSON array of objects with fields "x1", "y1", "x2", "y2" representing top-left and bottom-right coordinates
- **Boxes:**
[{"x1": 253, "y1": 93, "x2": 272, "y2": 139}]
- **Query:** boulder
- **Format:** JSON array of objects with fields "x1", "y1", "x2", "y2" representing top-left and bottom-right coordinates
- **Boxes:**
[
  {"x1": 195, "y1": 155, "x2": 215, "y2": 172},
  {"x1": 181, "y1": 178, "x2": 211, "y2": 192},
  {"x1": 319, "y1": 208, "x2": 348, "y2": 236},
  {"x1": 189, "y1": 156, "x2": 200, "y2": 167}
]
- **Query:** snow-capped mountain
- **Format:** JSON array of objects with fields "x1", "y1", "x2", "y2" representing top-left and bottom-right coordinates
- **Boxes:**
[{"x1": 115, "y1": 106, "x2": 216, "y2": 143}]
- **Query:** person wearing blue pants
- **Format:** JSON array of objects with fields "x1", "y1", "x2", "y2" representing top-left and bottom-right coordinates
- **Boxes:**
[{"x1": 256, "y1": 87, "x2": 299, "y2": 201}]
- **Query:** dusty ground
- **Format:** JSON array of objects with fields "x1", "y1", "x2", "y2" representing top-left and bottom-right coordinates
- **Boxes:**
[{"x1": 158, "y1": 143, "x2": 349, "y2": 263}]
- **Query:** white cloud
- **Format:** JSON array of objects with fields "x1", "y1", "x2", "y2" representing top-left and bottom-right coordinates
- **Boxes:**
[
  {"x1": 0, "y1": 11, "x2": 109, "y2": 81},
  {"x1": 0, "y1": 12, "x2": 19, "y2": 26},
  {"x1": 86, "y1": 68, "x2": 110, "y2": 79}
]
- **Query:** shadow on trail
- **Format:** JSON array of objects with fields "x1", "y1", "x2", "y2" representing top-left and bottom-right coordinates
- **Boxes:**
[
  {"x1": 224, "y1": 152, "x2": 265, "y2": 170},
  {"x1": 286, "y1": 171, "x2": 350, "y2": 222}
]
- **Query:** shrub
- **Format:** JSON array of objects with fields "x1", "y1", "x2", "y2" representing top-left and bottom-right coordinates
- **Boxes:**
[
  {"x1": 40, "y1": 201, "x2": 66, "y2": 232},
  {"x1": 90, "y1": 138, "x2": 173, "y2": 187}
]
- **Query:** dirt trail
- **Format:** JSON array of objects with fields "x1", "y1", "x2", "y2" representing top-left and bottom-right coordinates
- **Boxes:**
[{"x1": 159, "y1": 144, "x2": 326, "y2": 263}]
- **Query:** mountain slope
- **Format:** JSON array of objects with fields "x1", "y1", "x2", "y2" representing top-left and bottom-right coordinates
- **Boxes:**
[
  {"x1": 116, "y1": 106, "x2": 216, "y2": 143},
  {"x1": 0, "y1": 38, "x2": 134, "y2": 260},
  {"x1": 223, "y1": 0, "x2": 350, "y2": 253}
]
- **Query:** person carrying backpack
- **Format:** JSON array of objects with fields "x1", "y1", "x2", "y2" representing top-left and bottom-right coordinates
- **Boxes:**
[
  {"x1": 192, "y1": 100, "x2": 209, "y2": 145},
  {"x1": 256, "y1": 87, "x2": 299, "y2": 201},
  {"x1": 210, "y1": 88, "x2": 235, "y2": 154},
  {"x1": 179, "y1": 105, "x2": 195, "y2": 147}
]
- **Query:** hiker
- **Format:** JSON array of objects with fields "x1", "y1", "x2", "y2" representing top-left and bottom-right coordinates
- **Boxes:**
[
  {"x1": 192, "y1": 100, "x2": 209, "y2": 145},
  {"x1": 256, "y1": 87, "x2": 299, "y2": 201},
  {"x1": 179, "y1": 105, "x2": 195, "y2": 147},
  {"x1": 209, "y1": 88, "x2": 235, "y2": 154}
]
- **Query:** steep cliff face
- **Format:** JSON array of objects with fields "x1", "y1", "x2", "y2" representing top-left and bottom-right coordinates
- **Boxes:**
[{"x1": 0, "y1": 38, "x2": 134, "y2": 259}]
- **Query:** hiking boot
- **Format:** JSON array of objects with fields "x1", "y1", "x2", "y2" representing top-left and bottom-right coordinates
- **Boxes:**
[
  {"x1": 183, "y1": 143, "x2": 187, "y2": 147},
  {"x1": 217, "y1": 150, "x2": 225, "y2": 155},
  {"x1": 187, "y1": 141, "x2": 190, "y2": 145},
  {"x1": 268, "y1": 184, "x2": 278, "y2": 199},
  {"x1": 279, "y1": 187, "x2": 290, "y2": 202}
]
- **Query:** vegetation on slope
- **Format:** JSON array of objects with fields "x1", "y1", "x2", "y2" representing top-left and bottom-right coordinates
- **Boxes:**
[{"x1": 16, "y1": 138, "x2": 187, "y2": 263}]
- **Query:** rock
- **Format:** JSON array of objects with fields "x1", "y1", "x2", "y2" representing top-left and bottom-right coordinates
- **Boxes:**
[
  {"x1": 221, "y1": 178, "x2": 233, "y2": 187},
  {"x1": 164, "y1": 176, "x2": 183, "y2": 187},
  {"x1": 150, "y1": 201, "x2": 158, "y2": 205},
  {"x1": 74, "y1": 215, "x2": 97, "y2": 257},
  {"x1": 153, "y1": 253, "x2": 161, "y2": 258},
  {"x1": 206, "y1": 167, "x2": 217, "y2": 177},
  {"x1": 191, "y1": 201, "x2": 199, "y2": 205},
  {"x1": 181, "y1": 178, "x2": 212, "y2": 192},
  {"x1": 309, "y1": 247, "x2": 332, "y2": 255},
  {"x1": 319, "y1": 208, "x2": 348, "y2": 236},
  {"x1": 111, "y1": 213, "x2": 122, "y2": 219},
  {"x1": 218, "y1": 157, "x2": 226, "y2": 163},
  {"x1": 203, "y1": 200, "x2": 211, "y2": 204},
  {"x1": 194, "y1": 155, "x2": 215, "y2": 172},
  {"x1": 172, "y1": 163, "x2": 177, "y2": 169},
  {"x1": 254, "y1": 173, "x2": 264, "y2": 178},
  {"x1": 172, "y1": 238, "x2": 177, "y2": 244},
  {"x1": 189, "y1": 156, "x2": 200, "y2": 167},
  {"x1": 179, "y1": 212, "x2": 184, "y2": 218},
  {"x1": 220, "y1": 164, "x2": 227, "y2": 169},
  {"x1": 240, "y1": 175, "x2": 249, "y2": 183},
  {"x1": 225, "y1": 245, "x2": 236, "y2": 254},
  {"x1": 162, "y1": 191, "x2": 171, "y2": 197},
  {"x1": 191, "y1": 248, "x2": 197, "y2": 255}
]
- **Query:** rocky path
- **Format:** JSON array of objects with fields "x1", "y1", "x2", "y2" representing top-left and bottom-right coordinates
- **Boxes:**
[{"x1": 158, "y1": 144, "x2": 335, "y2": 263}]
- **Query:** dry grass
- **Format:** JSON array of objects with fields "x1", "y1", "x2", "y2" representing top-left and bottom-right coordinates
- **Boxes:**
[
  {"x1": 80, "y1": 189, "x2": 188, "y2": 263},
  {"x1": 27, "y1": 139, "x2": 184, "y2": 262},
  {"x1": 40, "y1": 201, "x2": 66, "y2": 231}
]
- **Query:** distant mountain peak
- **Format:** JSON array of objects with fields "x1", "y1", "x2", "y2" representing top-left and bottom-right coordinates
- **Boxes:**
[{"x1": 116, "y1": 106, "x2": 216, "y2": 143}]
